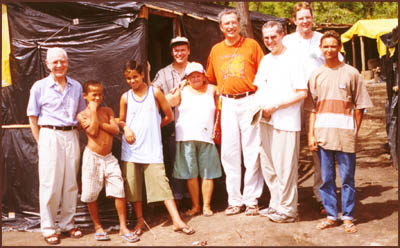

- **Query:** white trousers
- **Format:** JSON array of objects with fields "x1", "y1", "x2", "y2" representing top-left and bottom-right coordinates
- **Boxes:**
[
  {"x1": 259, "y1": 123, "x2": 299, "y2": 217},
  {"x1": 221, "y1": 94, "x2": 264, "y2": 206},
  {"x1": 38, "y1": 128, "x2": 80, "y2": 236}
]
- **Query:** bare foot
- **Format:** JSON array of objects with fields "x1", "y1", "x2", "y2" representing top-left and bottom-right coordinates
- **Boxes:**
[
  {"x1": 133, "y1": 217, "x2": 145, "y2": 236},
  {"x1": 95, "y1": 227, "x2": 106, "y2": 234},
  {"x1": 202, "y1": 207, "x2": 213, "y2": 217},
  {"x1": 173, "y1": 225, "x2": 195, "y2": 235},
  {"x1": 185, "y1": 208, "x2": 201, "y2": 216}
]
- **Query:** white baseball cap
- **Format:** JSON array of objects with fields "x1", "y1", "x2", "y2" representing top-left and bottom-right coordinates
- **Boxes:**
[
  {"x1": 170, "y1": 36, "x2": 190, "y2": 48},
  {"x1": 185, "y1": 62, "x2": 205, "y2": 77}
]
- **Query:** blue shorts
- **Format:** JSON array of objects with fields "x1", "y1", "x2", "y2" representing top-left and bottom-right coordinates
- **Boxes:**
[{"x1": 173, "y1": 141, "x2": 222, "y2": 179}]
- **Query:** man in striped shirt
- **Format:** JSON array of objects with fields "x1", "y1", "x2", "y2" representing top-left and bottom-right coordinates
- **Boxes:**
[{"x1": 305, "y1": 30, "x2": 373, "y2": 233}]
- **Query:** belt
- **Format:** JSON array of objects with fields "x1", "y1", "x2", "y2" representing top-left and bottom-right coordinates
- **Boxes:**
[
  {"x1": 41, "y1": 125, "x2": 77, "y2": 131},
  {"x1": 221, "y1": 91, "x2": 255, "y2": 99}
]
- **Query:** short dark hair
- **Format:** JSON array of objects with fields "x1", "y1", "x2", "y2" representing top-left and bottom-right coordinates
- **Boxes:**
[
  {"x1": 293, "y1": 2, "x2": 313, "y2": 19},
  {"x1": 262, "y1": 21, "x2": 285, "y2": 35},
  {"x1": 83, "y1": 80, "x2": 102, "y2": 93},
  {"x1": 320, "y1": 30, "x2": 342, "y2": 46},
  {"x1": 124, "y1": 60, "x2": 144, "y2": 74},
  {"x1": 218, "y1": 9, "x2": 240, "y2": 24}
]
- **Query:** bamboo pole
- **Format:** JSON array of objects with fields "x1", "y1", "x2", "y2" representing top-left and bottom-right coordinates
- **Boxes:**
[
  {"x1": 352, "y1": 36, "x2": 356, "y2": 67},
  {"x1": 2, "y1": 124, "x2": 30, "y2": 129},
  {"x1": 360, "y1": 36, "x2": 366, "y2": 72}
]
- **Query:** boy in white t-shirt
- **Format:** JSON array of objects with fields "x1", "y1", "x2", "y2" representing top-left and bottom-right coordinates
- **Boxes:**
[{"x1": 166, "y1": 62, "x2": 222, "y2": 217}]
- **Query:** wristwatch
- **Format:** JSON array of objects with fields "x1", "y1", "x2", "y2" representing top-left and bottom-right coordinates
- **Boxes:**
[{"x1": 274, "y1": 104, "x2": 279, "y2": 111}]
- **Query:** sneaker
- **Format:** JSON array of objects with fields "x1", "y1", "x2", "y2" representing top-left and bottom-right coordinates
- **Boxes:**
[
  {"x1": 267, "y1": 212, "x2": 296, "y2": 223},
  {"x1": 244, "y1": 205, "x2": 259, "y2": 216},
  {"x1": 259, "y1": 207, "x2": 277, "y2": 217}
]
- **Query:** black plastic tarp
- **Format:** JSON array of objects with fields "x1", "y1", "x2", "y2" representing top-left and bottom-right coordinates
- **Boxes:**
[
  {"x1": 380, "y1": 26, "x2": 399, "y2": 169},
  {"x1": 2, "y1": 2, "x2": 145, "y2": 220},
  {"x1": 3, "y1": 2, "x2": 145, "y2": 125}
]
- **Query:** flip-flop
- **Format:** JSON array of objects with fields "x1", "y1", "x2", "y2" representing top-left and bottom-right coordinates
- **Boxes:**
[
  {"x1": 316, "y1": 219, "x2": 338, "y2": 230},
  {"x1": 94, "y1": 232, "x2": 110, "y2": 241},
  {"x1": 63, "y1": 228, "x2": 83, "y2": 239},
  {"x1": 173, "y1": 226, "x2": 195, "y2": 235},
  {"x1": 120, "y1": 232, "x2": 140, "y2": 243},
  {"x1": 343, "y1": 223, "x2": 357, "y2": 233}
]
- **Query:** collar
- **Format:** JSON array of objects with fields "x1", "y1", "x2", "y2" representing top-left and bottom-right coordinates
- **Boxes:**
[
  {"x1": 48, "y1": 75, "x2": 71, "y2": 88},
  {"x1": 224, "y1": 35, "x2": 244, "y2": 47}
]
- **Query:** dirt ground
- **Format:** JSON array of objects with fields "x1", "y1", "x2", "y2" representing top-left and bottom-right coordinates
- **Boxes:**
[{"x1": 2, "y1": 82, "x2": 398, "y2": 246}]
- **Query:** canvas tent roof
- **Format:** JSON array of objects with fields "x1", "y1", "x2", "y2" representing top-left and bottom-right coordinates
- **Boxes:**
[
  {"x1": 341, "y1": 19, "x2": 398, "y2": 57},
  {"x1": 143, "y1": 1, "x2": 284, "y2": 23}
]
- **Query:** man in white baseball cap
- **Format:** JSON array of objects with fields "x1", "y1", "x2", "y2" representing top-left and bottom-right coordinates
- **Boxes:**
[{"x1": 152, "y1": 36, "x2": 191, "y2": 208}]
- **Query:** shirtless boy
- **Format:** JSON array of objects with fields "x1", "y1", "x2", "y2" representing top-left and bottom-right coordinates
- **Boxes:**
[{"x1": 77, "y1": 80, "x2": 139, "y2": 243}]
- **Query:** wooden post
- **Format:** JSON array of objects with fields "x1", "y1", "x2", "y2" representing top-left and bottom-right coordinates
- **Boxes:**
[
  {"x1": 139, "y1": 6, "x2": 148, "y2": 19},
  {"x1": 351, "y1": 36, "x2": 356, "y2": 67},
  {"x1": 360, "y1": 36, "x2": 366, "y2": 72},
  {"x1": 236, "y1": 2, "x2": 254, "y2": 38},
  {"x1": 173, "y1": 18, "x2": 181, "y2": 37}
]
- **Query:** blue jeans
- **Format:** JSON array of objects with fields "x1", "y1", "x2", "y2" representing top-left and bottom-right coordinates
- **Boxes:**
[{"x1": 318, "y1": 147, "x2": 356, "y2": 221}]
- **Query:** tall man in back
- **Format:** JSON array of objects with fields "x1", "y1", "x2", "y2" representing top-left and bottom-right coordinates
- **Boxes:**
[
  {"x1": 27, "y1": 47, "x2": 86, "y2": 245},
  {"x1": 206, "y1": 9, "x2": 265, "y2": 216},
  {"x1": 282, "y1": 2, "x2": 343, "y2": 214}
]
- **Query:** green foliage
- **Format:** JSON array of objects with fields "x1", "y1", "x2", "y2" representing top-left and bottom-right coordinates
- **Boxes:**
[{"x1": 213, "y1": 1, "x2": 398, "y2": 24}]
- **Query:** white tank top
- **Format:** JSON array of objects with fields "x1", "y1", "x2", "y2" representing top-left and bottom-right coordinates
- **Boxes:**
[
  {"x1": 121, "y1": 86, "x2": 163, "y2": 163},
  {"x1": 175, "y1": 85, "x2": 215, "y2": 144}
]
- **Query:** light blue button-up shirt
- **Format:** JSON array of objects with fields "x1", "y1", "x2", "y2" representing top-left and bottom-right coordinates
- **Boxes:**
[{"x1": 27, "y1": 75, "x2": 86, "y2": 126}]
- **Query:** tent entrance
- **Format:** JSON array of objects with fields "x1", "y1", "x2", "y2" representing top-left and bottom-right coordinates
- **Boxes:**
[{"x1": 148, "y1": 14, "x2": 175, "y2": 81}]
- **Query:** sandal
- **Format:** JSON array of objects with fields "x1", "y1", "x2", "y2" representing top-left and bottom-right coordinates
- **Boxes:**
[
  {"x1": 120, "y1": 232, "x2": 140, "y2": 243},
  {"x1": 44, "y1": 233, "x2": 60, "y2": 245},
  {"x1": 173, "y1": 226, "x2": 195, "y2": 235},
  {"x1": 245, "y1": 205, "x2": 259, "y2": 216},
  {"x1": 65, "y1": 227, "x2": 83, "y2": 239},
  {"x1": 316, "y1": 218, "x2": 338, "y2": 230},
  {"x1": 94, "y1": 232, "x2": 110, "y2": 241},
  {"x1": 225, "y1": 205, "x2": 244, "y2": 216},
  {"x1": 343, "y1": 222, "x2": 357, "y2": 233}
]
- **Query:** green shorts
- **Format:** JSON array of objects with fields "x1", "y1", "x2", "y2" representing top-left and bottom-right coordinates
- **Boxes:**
[
  {"x1": 121, "y1": 161, "x2": 174, "y2": 203},
  {"x1": 173, "y1": 141, "x2": 222, "y2": 179}
]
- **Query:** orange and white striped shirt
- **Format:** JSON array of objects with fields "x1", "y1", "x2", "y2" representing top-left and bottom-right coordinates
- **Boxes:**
[{"x1": 304, "y1": 63, "x2": 373, "y2": 153}]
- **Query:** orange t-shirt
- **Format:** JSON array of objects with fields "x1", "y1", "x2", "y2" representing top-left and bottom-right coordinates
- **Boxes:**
[{"x1": 205, "y1": 37, "x2": 264, "y2": 94}]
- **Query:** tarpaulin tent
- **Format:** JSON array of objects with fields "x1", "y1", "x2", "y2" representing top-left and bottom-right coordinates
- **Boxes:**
[
  {"x1": 340, "y1": 19, "x2": 398, "y2": 73},
  {"x1": 1, "y1": 1, "x2": 286, "y2": 229}
]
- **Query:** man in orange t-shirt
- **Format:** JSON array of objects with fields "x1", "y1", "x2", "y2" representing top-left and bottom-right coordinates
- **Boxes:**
[{"x1": 205, "y1": 9, "x2": 264, "y2": 216}]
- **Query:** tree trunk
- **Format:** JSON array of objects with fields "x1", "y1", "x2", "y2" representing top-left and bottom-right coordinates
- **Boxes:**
[{"x1": 236, "y1": 2, "x2": 254, "y2": 38}]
